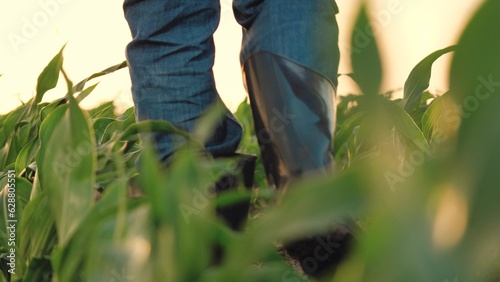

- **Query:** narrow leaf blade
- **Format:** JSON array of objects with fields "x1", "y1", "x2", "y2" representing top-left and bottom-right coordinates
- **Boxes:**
[
  {"x1": 351, "y1": 4, "x2": 383, "y2": 96},
  {"x1": 402, "y1": 45, "x2": 456, "y2": 115}
]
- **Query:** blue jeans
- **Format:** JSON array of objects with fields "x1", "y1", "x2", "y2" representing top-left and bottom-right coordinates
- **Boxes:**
[{"x1": 123, "y1": 0, "x2": 340, "y2": 163}]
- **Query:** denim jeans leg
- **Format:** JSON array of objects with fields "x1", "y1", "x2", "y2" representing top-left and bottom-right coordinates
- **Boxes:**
[
  {"x1": 233, "y1": 0, "x2": 340, "y2": 87},
  {"x1": 233, "y1": 0, "x2": 341, "y2": 188},
  {"x1": 123, "y1": 0, "x2": 242, "y2": 163}
]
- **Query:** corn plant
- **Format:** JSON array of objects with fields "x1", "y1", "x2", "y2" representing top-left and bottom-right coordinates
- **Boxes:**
[{"x1": 0, "y1": 0, "x2": 499, "y2": 281}]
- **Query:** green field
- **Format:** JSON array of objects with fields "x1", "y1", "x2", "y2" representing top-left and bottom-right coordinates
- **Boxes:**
[{"x1": 1, "y1": 1, "x2": 500, "y2": 281}]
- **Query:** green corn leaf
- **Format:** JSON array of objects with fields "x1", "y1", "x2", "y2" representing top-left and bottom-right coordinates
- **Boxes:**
[
  {"x1": 117, "y1": 106, "x2": 135, "y2": 121},
  {"x1": 5, "y1": 134, "x2": 22, "y2": 169},
  {"x1": 449, "y1": 1, "x2": 500, "y2": 272},
  {"x1": 89, "y1": 101, "x2": 115, "y2": 119},
  {"x1": 33, "y1": 45, "x2": 65, "y2": 107},
  {"x1": 118, "y1": 120, "x2": 197, "y2": 145},
  {"x1": 2, "y1": 104, "x2": 30, "y2": 143},
  {"x1": 52, "y1": 179, "x2": 143, "y2": 282},
  {"x1": 0, "y1": 178, "x2": 32, "y2": 278},
  {"x1": 0, "y1": 128, "x2": 6, "y2": 150},
  {"x1": 0, "y1": 114, "x2": 6, "y2": 149},
  {"x1": 75, "y1": 83, "x2": 99, "y2": 104},
  {"x1": 421, "y1": 93, "x2": 459, "y2": 142},
  {"x1": 39, "y1": 98, "x2": 67, "y2": 121},
  {"x1": 137, "y1": 144, "x2": 176, "y2": 281},
  {"x1": 93, "y1": 117, "x2": 116, "y2": 145},
  {"x1": 37, "y1": 105, "x2": 68, "y2": 168},
  {"x1": 19, "y1": 192, "x2": 56, "y2": 259},
  {"x1": 15, "y1": 138, "x2": 38, "y2": 174},
  {"x1": 38, "y1": 94, "x2": 95, "y2": 246},
  {"x1": 71, "y1": 61, "x2": 127, "y2": 95},
  {"x1": 360, "y1": 94, "x2": 430, "y2": 151},
  {"x1": 334, "y1": 111, "x2": 367, "y2": 153},
  {"x1": 336, "y1": 94, "x2": 362, "y2": 125},
  {"x1": 61, "y1": 67, "x2": 74, "y2": 97},
  {"x1": 117, "y1": 107, "x2": 136, "y2": 133},
  {"x1": 139, "y1": 146, "x2": 222, "y2": 281},
  {"x1": 83, "y1": 194, "x2": 151, "y2": 282},
  {"x1": 351, "y1": 3, "x2": 383, "y2": 96},
  {"x1": 380, "y1": 97, "x2": 430, "y2": 152},
  {"x1": 401, "y1": 46, "x2": 456, "y2": 116},
  {"x1": 18, "y1": 258, "x2": 52, "y2": 282},
  {"x1": 15, "y1": 121, "x2": 31, "y2": 149},
  {"x1": 450, "y1": 0, "x2": 500, "y2": 180}
]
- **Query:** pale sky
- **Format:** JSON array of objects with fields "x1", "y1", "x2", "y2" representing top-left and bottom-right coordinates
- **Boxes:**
[{"x1": 0, "y1": 0, "x2": 483, "y2": 115}]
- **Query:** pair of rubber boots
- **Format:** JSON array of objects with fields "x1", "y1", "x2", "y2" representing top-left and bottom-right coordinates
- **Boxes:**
[{"x1": 215, "y1": 53, "x2": 353, "y2": 278}]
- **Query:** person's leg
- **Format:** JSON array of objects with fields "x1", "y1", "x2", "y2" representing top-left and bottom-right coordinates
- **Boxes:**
[
  {"x1": 124, "y1": 0, "x2": 256, "y2": 253},
  {"x1": 233, "y1": 0, "x2": 350, "y2": 277},
  {"x1": 124, "y1": 0, "x2": 242, "y2": 163},
  {"x1": 233, "y1": 0, "x2": 340, "y2": 189}
]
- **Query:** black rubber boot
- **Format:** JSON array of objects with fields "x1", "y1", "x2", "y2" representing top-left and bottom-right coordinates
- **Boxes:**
[
  {"x1": 212, "y1": 153, "x2": 256, "y2": 264},
  {"x1": 283, "y1": 222, "x2": 358, "y2": 278},
  {"x1": 243, "y1": 52, "x2": 356, "y2": 278},
  {"x1": 243, "y1": 52, "x2": 336, "y2": 190},
  {"x1": 214, "y1": 153, "x2": 256, "y2": 231}
]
